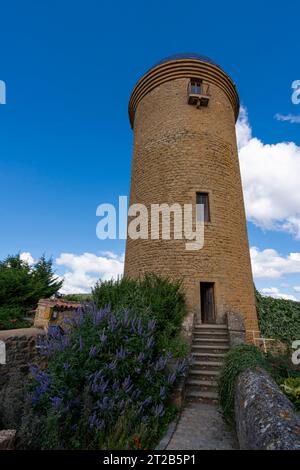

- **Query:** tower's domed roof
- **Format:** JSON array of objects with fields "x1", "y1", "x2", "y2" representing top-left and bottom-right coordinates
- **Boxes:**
[
  {"x1": 129, "y1": 52, "x2": 239, "y2": 127},
  {"x1": 151, "y1": 53, "x2": 219, "y2": 69}
]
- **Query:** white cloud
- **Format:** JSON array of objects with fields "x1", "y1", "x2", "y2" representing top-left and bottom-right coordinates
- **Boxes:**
[
  {"x1": 294, "y1": 286, "x2": 300, "y2": 293},
  {"x1": 20, "y1": 251, "x2": 35, "y2": 266},
  {"x1": 237, "y1": 107, "x2": 300, "y2": 238},
  {"x1": 236, "y1": 106, "x2": 253, "y2": 150},
  {"x1": 56, "y1": 252, "x2": 124, "y2": 295},
  {"x1": 260, "y1": 287, "x2": 297, "y2": 301},
  {"x1": 274, "y1": 113, "x2": 300, "y2": 124},
  {"x1": 250, "y1": 246, "x2": 300, "y2": 279}
]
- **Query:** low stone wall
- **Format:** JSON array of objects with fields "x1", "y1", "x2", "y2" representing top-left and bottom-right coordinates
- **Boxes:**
[
  {"x1": 0, "y1": 430, "x2": 16, "y2": 450},
  {"x1": 235, "y1": 367, "x2": 300, "y2": 450},
  {"x1": 0, "y1": 328, "x2": 45, "y2": 429}
]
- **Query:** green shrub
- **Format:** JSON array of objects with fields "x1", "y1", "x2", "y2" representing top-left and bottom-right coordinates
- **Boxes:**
[
  {"x1": 256, "y1": 288, "x2": 300, "y2": 344},
  {"x1": 92, "y1": 274, "x2": 187, "y2": 357},
  {"x1": 19, "y1": 304, "x2": 187, "y2": 449},
  {"x1": 63, "y1": 293, "x2": 93, "y2": 302},
  {"x1": 265, "y1": 353, "x2": 300, "y2": 382},
  {"x1": 280, "y1": 377, "x2": 300, "y2": 412},
  {"x1": 0, "y1": 306, "x2": 31, "y2": 330},
  {"x1": 218, "y1": 344, "x2": 267, "y2": 423}
]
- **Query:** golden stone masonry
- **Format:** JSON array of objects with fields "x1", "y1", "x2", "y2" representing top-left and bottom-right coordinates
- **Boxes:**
[{"x1": 124, "y1": 53, "x2": 259, "y2": 337}]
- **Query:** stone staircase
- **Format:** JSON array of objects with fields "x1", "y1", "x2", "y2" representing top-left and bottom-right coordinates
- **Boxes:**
[{"x1": 185, "y1": 324, "x2": 230, "y2": 403}]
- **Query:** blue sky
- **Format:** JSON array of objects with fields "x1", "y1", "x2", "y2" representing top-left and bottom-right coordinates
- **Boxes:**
[{"x1": 0, "y1": 0, "x2": 300, "y2": 297}]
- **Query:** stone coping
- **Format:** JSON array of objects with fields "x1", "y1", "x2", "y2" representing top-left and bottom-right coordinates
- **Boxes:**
[
  {"x1": 0, "y1": 327, "x2": 45, "y2": 341},
  {"x1": 235, "y1": 367, "x2": 300, "y2": 450}
]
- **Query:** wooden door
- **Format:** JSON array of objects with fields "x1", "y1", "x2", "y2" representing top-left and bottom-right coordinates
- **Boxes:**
[{"x1": 200, "y1": 282, "x2": 215, "y2": 323}]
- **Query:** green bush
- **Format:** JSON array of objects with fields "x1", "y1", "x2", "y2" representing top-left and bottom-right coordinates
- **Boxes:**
[
  {"x1": 218, "y1": 344, "x2": 267, "y2": 423},
  {"x1": 265, "y1": 353, "x2": 300, "y2": 382},
  {"x1": 63, "y1": 293, "x2": 93, "y2": 302},
  {"x1": 256, "y1": 288, "x2": 300, "y2": 344},
  {"x1": 280, "y1": 377, "x2": 300, "y2": 412},
  {"x1": 92, "y1": 274, "x2": 188, "y2": 357},
  {"x1": 19, "y1": 304, "x2": 187, "y2": 449},
  {"x1": 0, "y1": 306, "x2": 31, "y2": 330}
]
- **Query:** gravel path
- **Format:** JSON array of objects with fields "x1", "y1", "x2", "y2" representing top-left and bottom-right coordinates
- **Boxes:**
[{"x1": 166, "y1": 402, "x2": 238, "y2": 450}]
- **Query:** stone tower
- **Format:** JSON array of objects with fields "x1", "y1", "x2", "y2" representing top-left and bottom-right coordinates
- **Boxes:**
[{"x1": 124, "y1": 53, "x2": 259, "y2": 337}]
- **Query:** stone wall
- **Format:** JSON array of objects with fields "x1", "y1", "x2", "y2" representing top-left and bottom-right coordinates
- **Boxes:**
[
  {"x1": 0, "y1": 328, "x2": 45, "y2": 429},
  {"x1": 0, "y1": 430, "x2": 16, "y2": 450},
  {"x1": 235, "y1": 367, "x2": 300, "y2": 450},
  {"x1": 227, "y1": 312, "x2": 246, "y2": 347}
]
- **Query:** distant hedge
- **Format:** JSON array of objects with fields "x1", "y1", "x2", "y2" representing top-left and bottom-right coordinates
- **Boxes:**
[
  {"x1": 63, "y1": 293, "x2": 93, "y2": 302},
  {"x1": 256, "y1": 289, "x2": 300, "y2": 344}
]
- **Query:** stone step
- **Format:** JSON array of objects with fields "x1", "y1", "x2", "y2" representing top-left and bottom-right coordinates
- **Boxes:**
[
  {"x1": 193, "y1": 329, "x2": 228, "y2": 335},
  {"x1": 186, "y1": 378, "x2": 218, "y2": 389},
  {"x1": 190, "y1": 360, "x2": 223, "y2": 370},
  {"x1": 193, "y1": 331, "x2": 229, "y2": 339},
  {"x1": 189, "y1": 369, "x2": 220, "y2": 379},
  {"x1": 191, "y1": 352, "x2": 226, "y2": 361},
  {"x1": 193, "y1": 338, "x2": 229, "y2": 344},
  {"x1": 194, "y1": 329, "x2": 229, "y2": 336},
  {"x1": 194, "y1": 324, "x2": 227, "y2": 329},
  {"x1": 185, "y1": 389, "x2": 219, "y2": 402},
  {"x1": 192, "y1": 345, "x2": 228, "y2": 352},
  {"x1": 192, "y1": 345, "x2": 229, "y2": 354},
  {"x1": 193, "y1": 330, "x2": 228, "y2": 339}
]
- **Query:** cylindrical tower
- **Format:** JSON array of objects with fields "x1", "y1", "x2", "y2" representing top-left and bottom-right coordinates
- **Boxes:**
[{"x1": 124, "y1": 53, "x2": 259, "y2": 336}]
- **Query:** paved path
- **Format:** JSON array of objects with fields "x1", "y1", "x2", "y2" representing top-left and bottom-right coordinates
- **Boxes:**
[{"x1": 167, "y1": 403, "x2": 238, "y2": 450}]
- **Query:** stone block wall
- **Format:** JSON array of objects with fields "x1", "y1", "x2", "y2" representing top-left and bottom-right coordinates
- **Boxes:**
[
  {"x1": 227, "y1": 311, "x2": 246, "y2": 346},
  {"x1": 0, "y1": 328, "x2": 45, "y2": 429}
]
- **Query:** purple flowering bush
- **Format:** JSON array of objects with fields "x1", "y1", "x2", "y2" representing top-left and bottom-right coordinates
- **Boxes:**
[{"x1": 19, "y1": 304, "x2": 187, "y2": 449}]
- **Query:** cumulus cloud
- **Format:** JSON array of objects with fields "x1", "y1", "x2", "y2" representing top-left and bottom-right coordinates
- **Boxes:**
[
  {"x1": 20, "y1": 251, "x2": 35, "y2": 266},
  {"x1": 260, "y1": 287, "x2": 297, "y2": 301},
  {"x1": 236, "y1": 106, "x2": 252, "y2": 150},
  {"x1": 56, "y1": 252, "x2": 124, "y2": 295},
  {"x1": 237, "y1": 107, "x2": 300, "y2": 238},
  {"x1": 274, "y1": 113, "x2": 300, "y2": 124},
  {"x1": 250, "y1": 246, "x2": 300, "y2": 279}
]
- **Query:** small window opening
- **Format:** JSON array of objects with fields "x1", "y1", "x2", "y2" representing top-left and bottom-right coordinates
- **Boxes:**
[
  {"x1": 188, "y1": 79, "x2": 210, "y2": 107},
  {"x1": 190, "y1": 78, "x2": 202, "y2": 94},
  {"x1": 196, "y1": 192, "x2": 210, "y2": 222}
]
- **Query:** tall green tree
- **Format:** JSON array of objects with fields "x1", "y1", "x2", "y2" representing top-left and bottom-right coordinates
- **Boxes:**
[
  {"x1": 0, "y1": 254, "x2": 63, "y2": 310},
  {"x1": 31, "y1": 255, "x2": 63, "y2": 302}
]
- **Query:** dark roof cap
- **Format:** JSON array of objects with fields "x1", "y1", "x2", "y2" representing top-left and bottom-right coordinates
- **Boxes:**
[{"x1": 151, "y1": 53, "x2": 220, "y2": 69}]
